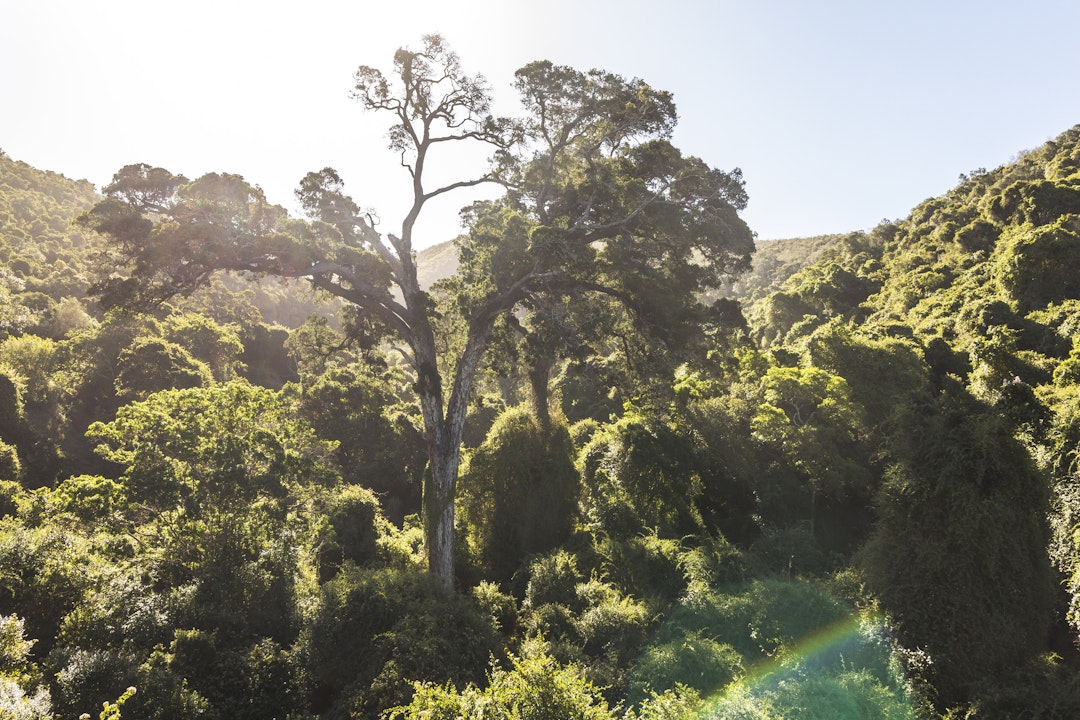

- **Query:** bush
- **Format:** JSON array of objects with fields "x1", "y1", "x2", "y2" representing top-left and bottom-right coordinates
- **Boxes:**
[
  {"x1": 386, "y1": 640, "x2": 615, "y2": 720},
  {"x1": 50, "y1": 475, "x2": 121, "y2": 523},
  {"x1": 748, "y1": 525, "x2": 828, "y2": 577},
  {"x1": 0, "y1": 441, "x2": 19, "y2": 482},
  {"x1": 524, "y1": 550, "x2": 583, "y2": 610},
  {"x1": 579, "y1": 413, "x2": 703, "y2": 538},
  {"x1": 678, "y1": 533, "x2": 748, "y2": 593},
  {"x1": 0, "y1": 521, "x2": 91, "y2": 658},
  {"x1": 859, "y1": 392, "x2": 1056, "y2": 707},
  {"x1": 653, "y1": 579, "x2": 849, "y2": 663},
  {"x1": 573, "y1": 579, "x2": 651, "y2": 665},
  {"x1": 993, "y1": 217, "x2": 1080, "y2": 311},
  {"x1": 316, "y1": 484, "x2": 390, "y2": 580},
  {"x1": 595, "y1": 533, "x2": 686, "y2": 604},
  {"x1": 471, "y1": 580, "x2": 518, "y2": 634},
  {"x1": 458, "y1": 406, "x2": 578, "y2": 582},
  {"x1": 627, "y1": 630, "x2": 743, "y2": 704},
  {"x1": 301, "y1": 567, "x2": 500, "y2": 718}
]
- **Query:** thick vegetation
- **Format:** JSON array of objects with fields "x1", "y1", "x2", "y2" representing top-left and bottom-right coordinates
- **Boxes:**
[{"x1": 2, "y1": 43, "x2": 1080, "y2": 719}]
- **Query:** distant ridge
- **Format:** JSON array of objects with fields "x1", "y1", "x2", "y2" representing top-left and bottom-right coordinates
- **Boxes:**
[{"x1": 415, "y1": 239, "x2": 459, "y2": 289}]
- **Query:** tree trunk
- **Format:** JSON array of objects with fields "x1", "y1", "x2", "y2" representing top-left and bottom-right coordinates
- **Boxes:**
[
  {"x1": 416, "y1": 320, "x2": 494, "y2": 592},
  {"x1": 423, "y1": 426, "x2": 457, "y2": 591},
  {"x1": 413, "y1": 341, "x2": 458, "y2": 593},
  {"x1": 527, "y1": 352, "x2": 554, "y2": 432}
]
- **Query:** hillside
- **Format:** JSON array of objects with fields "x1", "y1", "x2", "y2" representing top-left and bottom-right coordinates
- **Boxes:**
[
  {"x1": 738, "y1": 123, "x2": 1080, "y2": 705},
  {"x1": 0, "y1": 150, "x2": 101, "y2": 336},
  {"x1": 416, "y1": 239, "x2": 460, "y2": 289}
]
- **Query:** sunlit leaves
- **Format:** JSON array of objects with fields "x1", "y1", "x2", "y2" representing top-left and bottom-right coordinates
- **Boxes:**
[
  {"x1": 751, "y1": 366, "x2": 871, "y2": 503},
  {"x1": 82, "y1": 167, "x2": 320, "y2": 308},
  {"x1": 87, "y1": 381, "x2": 335, "y2": 519},
  {"x1": 993, "y1": 216, "x2": 1080, "y2": 310},
  {"x1": 387, "y1": 640, "x2": 614, "y2": 720}
]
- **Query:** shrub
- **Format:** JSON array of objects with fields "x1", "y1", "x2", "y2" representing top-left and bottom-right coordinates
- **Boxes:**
[
  {"x1": 386, "y1": 640, "x2": 615, "y2": 720},
  {"x1": 301, "y1": 567, "x2": 500, "y2": 718},
  {"x1": 627, "y1": 630, "x2": 743, "y2": 704}
]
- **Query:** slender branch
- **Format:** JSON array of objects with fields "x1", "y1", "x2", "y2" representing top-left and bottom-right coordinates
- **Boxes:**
[
  {"x1": 391, "y1": 344, "x2": 417, "y2": 369},
  {"x1": 422, "y1": 175, "x2": 498, "y2": 202}
]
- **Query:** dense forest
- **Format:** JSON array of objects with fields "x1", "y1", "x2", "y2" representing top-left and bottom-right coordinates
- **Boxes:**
[{"x1": 3, "y1": 38, "x2": 1080, "y2": 719}]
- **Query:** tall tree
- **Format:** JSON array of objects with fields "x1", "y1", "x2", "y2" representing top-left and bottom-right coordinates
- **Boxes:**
[{"x1": 80, "y1": 36, "x2": 753, "y2": 590}]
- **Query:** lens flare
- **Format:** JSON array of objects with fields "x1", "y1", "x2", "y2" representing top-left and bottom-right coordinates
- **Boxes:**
[{"x1": 633, "y1": 580, "x2": 917, "y2": 719}]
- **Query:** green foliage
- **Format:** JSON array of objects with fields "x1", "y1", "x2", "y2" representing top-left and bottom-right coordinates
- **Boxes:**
[
  {"x1": 162, "y1": 311, "x2": 246, "y2": 381},
  {"x1": 3, "y1": 47, "x2": 1080, "y2": 720},
  {"x1": 594, "y1": 532, "x2": 687, "y2": 604},
  {"x1": 294, "y1": 361, "x2": 425, "y2": 522},
  {"x1": 523, "y1": 549, "x2": 583, "y2": 610},
  {"x1": 1044, "y1": 387, "x2": 1080, "y2": 637},
  {"x1": 572, "y1": 577, "x2": 651, "y2": 676},
  {"x1": 678, "y1": 533, "x2": 749, "y2": 594},
  {"x1": 315, "y1": 483, "x2": 391, "y2": 580},
  {"x1": 629, "y1": 579, "x2": 913, "y2": 719},
  {"x1": 0, "y1": 334, "x2": 64, "y2": 449},
  {"x1": 459, "y1": 406, "x2": 578, "y2": 581},
  {"x1": 471, "y1": 580, "x2": 518, "y2": 634},
  {"x1": 803, "y1": 322, "x2": 929, "y2": 430},
  {"x1": 82, "y1": 685, "x2": 136, "y2": 720},
  {"x1": 672, "y1": 386, "x2": 763, "y2": 545},
  {"x1": 154, "y1": 631, "x2": 302, "y2": 720},
  {"x1": 0, "y1": 614, "x2": 37, "y2": 680},
  {"x1": 386, "y1": 640, "x2": 615, "y2": 720},
  {"x1": 745, "y1": 235, "x2": 881, "y2": 347},
  {"x1": 623, "y1": 686, "x2": 703, "y2": 720},
  {"x1": 993, "y1": 216, "x2": 1080, "y2": 311},
  {"x1": 986, "y1": 179, "x2": 1080, "y2": 227},
  {"x1": 0, "y1": 681, "x2": 52, "y2": 719},
  {"x1": 113, "y1": 336, "x2": 212, "y2": 401},
  {"x1": 706, "y1": 580, "x2": 847, "y2": 659},
  {"x1": 628, "y1": 630, "x2": 743, "y2": 704},
  {"x1": 519, "y1": 551, "x2": 655, "y2": 694},
  {"x1": 0, "y1": 613, "x2": 51, "y2": 719},
  {"x1": 859, "y1": 391, "x2": 1056, "y2": 706},
  {"x1": 77, "y1": 36, "x2": 757, "y2": 592},
  {"x1": 88, "y1": 380, "x2": 335, "y2": 518},
  {"x1": 301, "y1": 566, "x2": 501, "y2": 718},
  {"x1": 580, "y1": 413, "x2": 703, "y2": 538},
  {"x1": 50, "y1": 475, "x2": 121, "y2": 523},
  {"x1": 750, "y1": 365, "x2": 873, "y2": 527},
  {"x1": 954, "y1": 217, "x2": 999, "y2": 252},
  {"x1": 62, "y1": 378, "x2": 342, "y2": 712},
  {"x1": 0, "y1": 520, "x2": 92, "y2": 658},
  {"x1": 0, "y1": 153, "x2": 101, "y2": 308},
  {"x1": 936, "y1": 652, "x2": 1080, "y2": 719},
  {"x1": 60, "y1": 312, "x2": 167, "y2": 471},
  {"x1": 238, "y1": 321, "x2": 298, "y2": 389},
  {"x1": 747, "y1": 525, "x2": 829, "y2": 577},
  {"x1": 0, "y1": 442, "x2": 19, "y2": 483},
  {"x1": 700, "y1": 669, "x2": 915, "y2": 720}
]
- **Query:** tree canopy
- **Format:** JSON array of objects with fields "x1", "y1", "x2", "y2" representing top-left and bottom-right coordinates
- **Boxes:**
[{"x1": 79, "y1": 35, "x2": 754, "y2": 589}]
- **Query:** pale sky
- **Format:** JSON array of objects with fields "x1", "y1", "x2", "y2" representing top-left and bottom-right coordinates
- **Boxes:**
[{"x1": 3, "y1": 0, "x2": 1079, "y2": 246}]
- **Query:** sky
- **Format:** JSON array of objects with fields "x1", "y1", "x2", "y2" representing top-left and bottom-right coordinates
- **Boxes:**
[{"x1": 2, "y1": 0, "x2": 1080, "y2": 247}]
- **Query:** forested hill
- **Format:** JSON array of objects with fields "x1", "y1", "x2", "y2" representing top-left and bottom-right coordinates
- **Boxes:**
[
  {"x1": 1, "y1": 124, "x2": 1080, "y2": 720},
  {"x1": 0, "y1": 150, "x2": 101, "y2": 336},
  {"x1": 416, "y1": 239, "x2": 459, "y2": 289},
  {"x1": 745, "y1": 125, "x2": 1080, "y2": 349},
  {"x1": 739, "y1": 124, "x2": 1080, "y2": 702}
]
